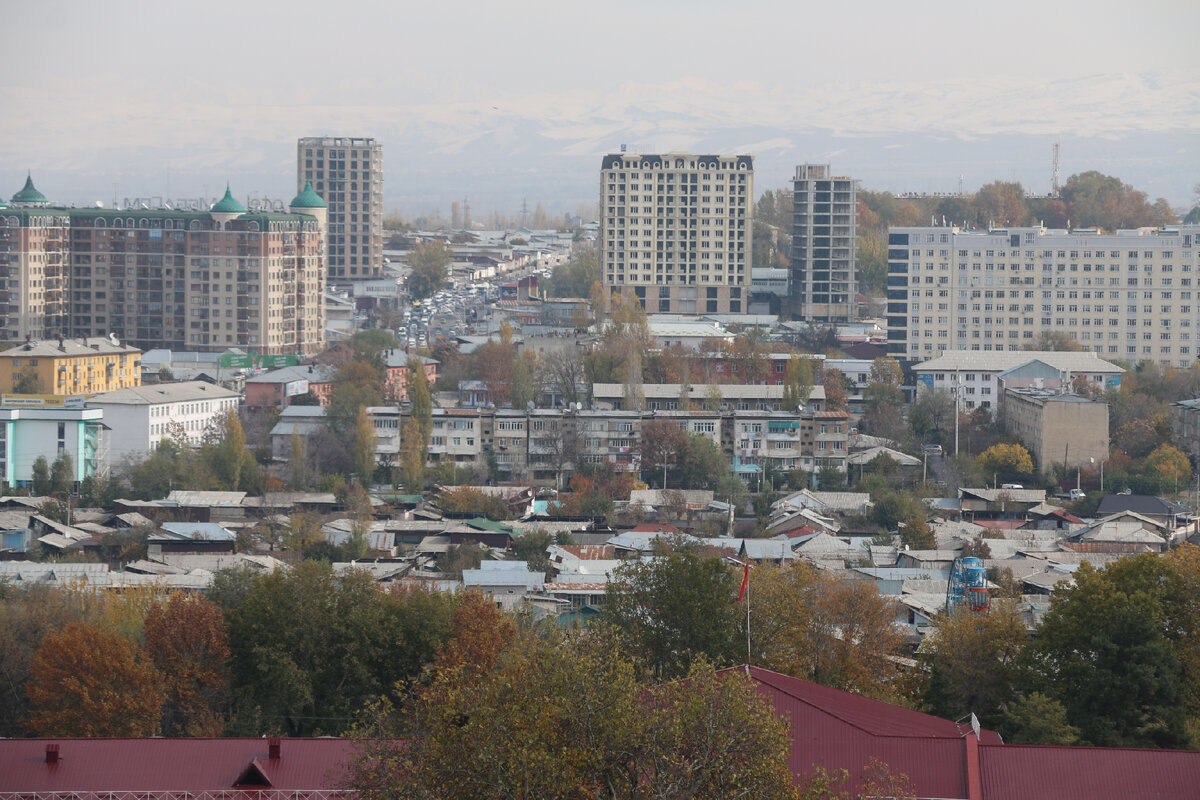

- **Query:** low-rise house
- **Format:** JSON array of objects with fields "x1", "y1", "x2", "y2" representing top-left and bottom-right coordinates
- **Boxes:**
[
  {"x1": 244, "y1": 364, "x2": 335, "y2": 409},
  {"x1": 1095, "y1": 494, "x2": 1191, "y2": 529},
  {"x1": 462, "y1": 560, "x2": 545, "y2": 610}
]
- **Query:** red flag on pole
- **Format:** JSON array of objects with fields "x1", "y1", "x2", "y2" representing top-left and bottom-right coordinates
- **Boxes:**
[{"x1": 737, "y1": 561, "x2": 750, "y2": 603}]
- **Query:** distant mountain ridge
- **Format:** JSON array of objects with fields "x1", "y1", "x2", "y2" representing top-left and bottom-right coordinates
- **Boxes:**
[{"x1": 2, "y1": 70, "x2": 1195, "y2": 214}]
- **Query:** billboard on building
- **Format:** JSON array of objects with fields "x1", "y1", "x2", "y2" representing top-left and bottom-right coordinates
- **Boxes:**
[{"x1": 284, "y1": 380, "x2": 310, "y2": 398}]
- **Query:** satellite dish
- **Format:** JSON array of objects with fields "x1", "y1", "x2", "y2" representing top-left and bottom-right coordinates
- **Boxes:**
[
  {"x1": 94, "y1": 201, "x2": 104, "y2": 208},
  {"x1": 526, "y1": 401, "x2": 535, "y2": 410}
]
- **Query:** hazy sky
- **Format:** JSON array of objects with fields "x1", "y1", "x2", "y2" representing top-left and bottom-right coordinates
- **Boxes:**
[{"x1": 2, "y1": 0, "x2": 1198, "y2": 214}]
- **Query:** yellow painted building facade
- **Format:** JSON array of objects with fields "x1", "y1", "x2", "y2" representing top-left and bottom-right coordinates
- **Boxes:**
[{"x1": 0, "y1": 337, "x2": 141, "y2": 396}]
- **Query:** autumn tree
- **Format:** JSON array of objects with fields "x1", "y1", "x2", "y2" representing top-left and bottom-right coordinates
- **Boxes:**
[
  {"x1": 435, "y1": 486, "x2": 510, "y2": 520},
  {"x1": 0, "y1": 584, "x2": 95, "y2": 737},
  {"x1": 641, "y1": 418, "x2": 689, "y2": 488},
  {"x1": 399, "y1": 419, "x2": 425, "y2": 492},
  {"x1": 1144, "y1": 443, "x2": 1192, "y2": 492},
  {"x1": 1023, "y1": 330, "x2": 1083, "y2": 351},
  {"x1": 435, "y1": 590, "x2": 516, "y2": 674},
  {"x1": 785, "y1": 353, "x2": 815, "y2": 410},
  {"x1": 543, "y1": 347, "x2": 585, "y2": 407},
  {"x1": 822, "y1": 367, "x2": 849, "y2": 411},
  {"x1": 602, "y1": 549, "x2": 742, "y2": 678},
  {"x1": 678, "y1": 433, "x2": 728, "y2": 491},
  {"x1": 978, "y1": 443, "x2": 1033, "y2": 480},
  {"x1": 354, "y1": 406, "x2": 377, "y2": 486},
  {"x1": 27, "y1": 622, "x2": 165, "y2": 737},
  {"x1": 349, "y1": 628, "x2": 796, "y2": 800},
  {"x1": 919, "y1": 602, "x2": 1027, "y2": 730},
  {"x1": 751, "y1": 564, "x2": 906, "y2": 702},
  {"x1": 144, "y1": 594, "x2": 231, "y2": 736},
  {"x1": 1059, "y1": 171, "x2": 1161, "y2": 230}
]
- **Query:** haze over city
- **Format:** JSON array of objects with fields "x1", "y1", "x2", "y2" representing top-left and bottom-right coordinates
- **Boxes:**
[{"x1": 2, "y1": 0, "x2": 1198, "y2": 215}]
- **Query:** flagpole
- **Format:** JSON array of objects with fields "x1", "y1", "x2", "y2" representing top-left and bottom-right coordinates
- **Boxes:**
[{"x1": 746, "y1": 568, "x2": 751, "y2": 670}]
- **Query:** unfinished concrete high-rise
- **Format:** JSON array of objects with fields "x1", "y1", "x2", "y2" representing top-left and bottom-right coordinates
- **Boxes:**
[
  {"x1": 298, "y1": 136, "x2": 383, "y2": 281},
  {"x1": 790, "y1": 164, "x2": 857, "y2": 323}
]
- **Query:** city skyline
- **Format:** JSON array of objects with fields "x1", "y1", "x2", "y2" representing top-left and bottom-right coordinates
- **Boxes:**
[{"x1": 2, "y1": 0, "x2": 1197, "y2": 216}]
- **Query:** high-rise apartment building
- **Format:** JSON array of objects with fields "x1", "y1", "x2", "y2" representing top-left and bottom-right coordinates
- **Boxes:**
[
  {"x1": 0, "y1": 177, "x2": 328, "y2": 356},
  {"x1": 887, "y1": 224, "x2": 1200, "y2": 368},
  {"x1": 600, "y1": 153, "x2": 753, "y2": 314},
  {"x1": 297, "y1": 137, "x2": 383, "y2": 281},
  {"x1": 790, "y1": 164, "x2": 856, "y2": 323}
]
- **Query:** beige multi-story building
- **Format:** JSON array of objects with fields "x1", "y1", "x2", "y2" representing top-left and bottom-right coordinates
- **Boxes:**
[
  {"x1": 298, "y1": 136, "x2": 383, "y2": 281},
  {"x1": 1002, "y1": 388, "x2": 1108, "y2": 470},
  {"x1": 0, "y1": 177, "x2": 327, "y2": 356},
  {"x1": 791, "y1": 164, "x2": 857, "y2": 323},
  {"x1": 600, "y1": 153, "x2": 753, "y2": 314},
  {"x1": 887, "y1": 224, "x2": 1200, "y2": 367},
  {"x1": 0, "y1": 177, "x2": 69, "y2": 340}
]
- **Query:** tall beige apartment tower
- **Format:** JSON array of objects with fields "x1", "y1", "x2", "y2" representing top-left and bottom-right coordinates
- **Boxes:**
[
  {"x1": 0, "y1": 176, "x2": 328, "y2": 356},
  {"x1": 600, "y1": 153, "x2": 753, "y2": 314},
  {"x1": 298, "y1": 137, "x2": 383, "y2": 281}
]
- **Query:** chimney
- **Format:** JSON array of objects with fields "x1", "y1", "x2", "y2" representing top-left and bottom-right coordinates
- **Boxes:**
[
  {"x1": 57, "y1": 334, "x2": 65, "y2": 351},
  {"x1": 268, "y1": 738, "x2": 281, "y2": 760},
  {"x1": 45, "y1": 744, "x2": 59, "y2": 764}
]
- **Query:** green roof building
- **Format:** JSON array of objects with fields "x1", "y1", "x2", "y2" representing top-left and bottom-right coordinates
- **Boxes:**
[{"x1": 10, "y1": 175, "x2": 48, "y2": 206}]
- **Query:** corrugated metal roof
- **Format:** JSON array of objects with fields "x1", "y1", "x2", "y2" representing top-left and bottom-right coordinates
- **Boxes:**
[
  {"x1": 739, "y1": 666, "x2": 996, "y2": 799},
  {"x1": 0, "y1": 738, "x2": 352, "y2": 792},
  {"x1": 978, "y1": 743, "x2": 1200, "y2": 800}
]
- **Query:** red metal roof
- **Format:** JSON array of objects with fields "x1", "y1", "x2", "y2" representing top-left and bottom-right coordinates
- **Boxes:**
[
  {"x1": 0, "y1": 738, "x2": 353, "y2": 795},
  {"x1": 979, "y1": 743, "x2": 1200, "y2": 800},
  {"x1": 736, "y1": 666, "x2": 1000, "y2": 799}
]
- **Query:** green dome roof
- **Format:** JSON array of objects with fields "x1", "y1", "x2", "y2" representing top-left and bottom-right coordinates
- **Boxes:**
[
  {"x1": 289, "y1": 180, "x2": 327, "y2": 209},
  {"x1": 11, "y1": 174, "x2": 47, "y2": 205},
  {"x1": 211, "y1": 186, "x2": 247, "y2": 214}
]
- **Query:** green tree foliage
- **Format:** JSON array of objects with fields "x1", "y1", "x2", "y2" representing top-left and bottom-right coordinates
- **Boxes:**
[
  {"x1": 973, "y1": 181, "x2": 1029, "y2": 227},
  {"x1": 509, "y1": 351, "x2": 536, "y2": 410},
  {"x1": 919, "y1": 602, "x2": 1027, "y2": 730},
  {"x1": 225, "y1": 561, "x2": 457, "y2": 736},
  {"x1": 349, "y1": 628, "x2": 796, "y2": 800},
  {"x1": 511, "y1": 529, "x2": 552, "y2": 575},
  {"x1": 49, "y1": 453, "x2": 74, "y2": 497},
  {"x1": 679, "y1": 433, "x2": 728, "y2": 491},
  {"x1": 548, "y1": 249, "x2": 599, "y2": 298},
  {"x1": 31, "y1": 456, "x2": 51, "y2": 496},
  {"x1": 855, "y1": 227, "x2": 888, "y2": 296},
  {"x1": 1018, "y1": 551, "x2": 1199, "y2": 748},
  {"x1": 1004, "y1": 692, "x2": 1080, "y2": 745},
  {"x1": 406, "y1": 241, "x2": 451, "y2": 299},
  {"x1": 602, "y1": 549, "x2": 741, "y2": 678}
]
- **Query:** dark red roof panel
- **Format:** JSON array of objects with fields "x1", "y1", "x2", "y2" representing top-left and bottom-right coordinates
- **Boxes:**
[
  {"x1": 979, "y1": 743, "x2": 1200, "y2": 800},
  {"x1": 0, "y1": 738, "x2": 353, "y2": 793}
]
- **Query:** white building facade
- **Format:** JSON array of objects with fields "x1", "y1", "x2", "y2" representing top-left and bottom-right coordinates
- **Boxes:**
[
  {"x1": 88, "y1": 381, "x2": 240, "y2": 463},
  {"x1": 887, "y1": 225, "x2": 1200, "y2": 366}
]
